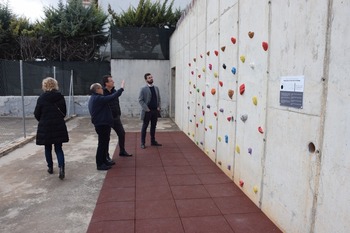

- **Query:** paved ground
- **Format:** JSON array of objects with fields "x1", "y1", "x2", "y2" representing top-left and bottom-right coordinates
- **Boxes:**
[
  {"x1": 0, "y1": 116, "x2": 180, "y2": 233},
  {"x1": 87, "y1": 131, "x2": 281, "y2": 233},
  {"x1": 0, "y1": 117, "x2": 281, "y2": 232}
]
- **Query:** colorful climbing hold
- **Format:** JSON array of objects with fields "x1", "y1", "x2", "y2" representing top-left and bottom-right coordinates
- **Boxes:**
[
  {"x1": 193, "y1": 58, "x2": 197, "y2": 62},
  {"x1": 222, "y1": 64, "x2": 226, "y2": 69},
  {"x1": 209, "y1": 64, "x2": 212, "y2": 70},
  {"x1": 191, "y1": 71, "x2": 194, "y2": 75},
  {"x1": 239, "y1": 180, "x2": 244, "y2": 187},
  {"x1": 227, "y1": 116, "x2": 232, "y2": 122},
  {"x1": 240, "y1": 114, "x2": 248, "y2": 122},
  {"x1": 228, "y1": 89, "x2": 234, "y2": 99},
  {"x1": 248, "y1": 31, "x2": 254, "y2": 38},
  {"x1": 218, "y1": 136, "x2": 222, "y2": 142},
  {"x1": 221, "y1": 46, "x2": 226, "y2": 52},
  {"x1": 211, "y1": 88, "x2": 216, "y2": 95},
  {"x1": 199, "y1": 118, "x2": 203, "y2": 123},
  {"x1": 253, "y1": 186, "x2": 258, "y2": 193},
  {"x1": 219, "y1": 81, "x2": 223, "y2": 87},
  {"x1": 231, "y1": 37, "x2": 236, "y2": 44},
  {"x1": 214, "y1": 50, "x2": 219, "y2": 56},
  {"x1": 206, "y1": 104, "x2": 211, "y2": 109},
  {"x1": 214, "y1": 72, "x2": 218, "y2": 78},
  {"x1": 209, "y1": 124, "x2": 213, "y2": 129},
  {"x1": 236, "y1": 145, "x2": 240, "y2": 153},
  {"x1": 239, "y1": 84, "x2": 245, "y2": 95},
  {"x1": 240, "y1": 55, "x2": 246, "y2": 63},
  {"x1": 231, "y1": 67, "x2": 237, "y2": 75},
  {"x1": 258, "y1": 127, "x2": 264, "y2": 134},
  {"x1": 202, "y1": 67, "x2": 206, "y2": 72},
  {"x1": 219, "y1": 108, "x2": 224, "y2": 113},
  {"x1": 188, "y1": 63, "x2": 191, "y2": 67},
  {"x1": 225, "y1": 135, "x2": 228, "y2": 143},
  {"x1": 202, "y1": 91, "x2": 205, "y2": 97},
  {"x1": 248, "y1": 147, "x2": 252, "y2": 155},
  {"x1": 262, "y1": 41, "x2": 268, "y2": 51},
  {"x1": 198, "y1": 74, "x2": 201, "y2": 78},
  {"x1": 207, "y1": 51, "x2": 210, "y2": 56},
  {"x1": 213, "y1": 112, "x2": 217, "y2": 117},
  {"x1": 252, "y1": 96, "x2": 258, "y2": 105}
]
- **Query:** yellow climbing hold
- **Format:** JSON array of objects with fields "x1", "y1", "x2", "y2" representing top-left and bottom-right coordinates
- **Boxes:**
[
  {"x1": 202, "y1": 67, "x2": 206, "y2": 72},
  {"x1": 253, "y1": 186, "x2": 259, "y2": 193},
  {"x1": 240, "y1": 55, "x2": 246, "y2": 63},
  {"x1": 236, "y1": 145, "x2": 240, "y2": 153},
  {"x1": 199, "y1": 118, "x2": 203, "y2": 123},
  {"x1": 209, "y1": 124, "x2": 213, "y2": 129},
  {"x1": 252, "y1": 96, "x2": 258, "y2": 105},
  {"x1": 218, "y1": 136, "x2": 222, "y2": 142},
  {"x1": 214, "y1": 72, "x2": 218, "y2": 78}
]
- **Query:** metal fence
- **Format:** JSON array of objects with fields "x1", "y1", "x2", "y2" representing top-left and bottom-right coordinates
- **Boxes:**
[
  {"x1": 110, "y1": 27, "x2": 175, "y2": 60},
  {"x1": 0, "y1": 60, "x2": 110, "y2": 151}
]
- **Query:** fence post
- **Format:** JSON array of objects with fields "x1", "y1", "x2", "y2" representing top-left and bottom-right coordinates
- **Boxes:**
[
  {"x1": 68, "y1": 70, "x2": 74, "y2": 117},
  {"x1": 20, "y1": 60, "x2": 26, "y2": 138}
]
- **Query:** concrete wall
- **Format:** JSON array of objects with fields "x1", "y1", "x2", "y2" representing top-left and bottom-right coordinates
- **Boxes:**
[
  {"x1": 170, "y1": 0, "x2": 350, "y2": 232},
  {"x1": 0, "y1": 59, "x2": 170, "y2": 118},
  {"x1": 110, "y1": 59, "x2": 170, "y2": 118}
]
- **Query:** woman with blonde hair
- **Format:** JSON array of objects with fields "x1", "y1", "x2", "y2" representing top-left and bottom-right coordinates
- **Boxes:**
[{"x1": 34, "y1": 77, "x2": 69, "y2": 180}]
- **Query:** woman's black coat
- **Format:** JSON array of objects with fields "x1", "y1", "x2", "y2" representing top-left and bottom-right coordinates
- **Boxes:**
[{"x1": 34, "y1": 90, "x2": 69, "y2": 145}]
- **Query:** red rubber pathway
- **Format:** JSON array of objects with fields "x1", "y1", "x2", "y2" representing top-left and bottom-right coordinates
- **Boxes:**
[{"x1": 87, "y1": 132, "x2": 282, "y2": 233}]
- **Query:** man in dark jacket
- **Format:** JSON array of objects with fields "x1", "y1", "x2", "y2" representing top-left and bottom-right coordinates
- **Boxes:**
[
  {"x1": 88, "y1": 82, "x2": 124, "y2": 170},
  {"x1": 102, "y1": 75, "x2": 132, "y2": 159}
]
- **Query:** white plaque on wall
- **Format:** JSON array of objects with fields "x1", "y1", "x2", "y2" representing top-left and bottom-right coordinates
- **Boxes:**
[{"x1": 279, "y1": 76, "x2": 304, "y2": 109}]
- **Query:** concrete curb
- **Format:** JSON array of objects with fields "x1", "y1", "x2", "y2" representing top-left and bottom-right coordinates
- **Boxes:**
[{"x1": 0, "y1": 115, "x2": 77, "y2": 158}]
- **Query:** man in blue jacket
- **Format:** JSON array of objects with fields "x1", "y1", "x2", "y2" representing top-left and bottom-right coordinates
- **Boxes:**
[{"x1": 88, "y1": 81, "x2": 124, "y2": 170}]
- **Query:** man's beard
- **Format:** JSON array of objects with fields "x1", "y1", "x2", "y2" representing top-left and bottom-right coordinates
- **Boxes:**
[{"x1": 147, "y1": 80, "x2": 153, "y2": 85}]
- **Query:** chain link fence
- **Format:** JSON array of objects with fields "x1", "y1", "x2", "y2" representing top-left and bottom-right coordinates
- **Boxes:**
[{"x1": 0, "y1": 59, "x2": 110, "y2": 151}]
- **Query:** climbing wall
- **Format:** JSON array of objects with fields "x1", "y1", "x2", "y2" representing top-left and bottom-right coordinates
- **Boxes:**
[
  {"x1": 233, "y1": 0, "x2": 270, "y2": 205},
  {"x1": 171, "y1": 0, "x2": 350, "y2": 232},
  {"x1": 215, "y1": 3, "x2": 239, "y2": 177}
]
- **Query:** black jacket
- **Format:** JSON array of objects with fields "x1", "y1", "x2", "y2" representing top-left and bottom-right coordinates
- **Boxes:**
[
  {"x1": 103, "y1": 87, "x2": 124, "y2": 117},
  {"x1": 88, "y1": 91, "x2": 119, "y2": 127},
  {"x1": 34, "y1": 90, "x2": 69, "y2": 145}
]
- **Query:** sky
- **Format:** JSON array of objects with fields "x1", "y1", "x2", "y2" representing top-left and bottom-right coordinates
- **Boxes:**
[{"x1": 4, "y1": 0, "x2": 190, "y2": 22}]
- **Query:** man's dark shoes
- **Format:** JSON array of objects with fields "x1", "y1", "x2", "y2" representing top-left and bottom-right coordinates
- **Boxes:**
[
  {"x1": 105, "y1": 160, "x2": 116, "y2": 166},
  {"x1": 119, "y1": 151, "x2": 133, "y2": 157},
  {"x1": 47, "y1": 167, "x2": 53, "y2": 174},
  {"x1": 151, "y1": 141, "x2": 162, "y2": 146},
  {"x1": 97, "y1": 164, "x2": 111, "y2": 171},
  {"x1": 141, "y1": 144, "x2": 146, "y2": 149}
]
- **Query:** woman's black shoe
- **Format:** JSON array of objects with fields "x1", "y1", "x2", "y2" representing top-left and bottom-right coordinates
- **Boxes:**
[
  {"x1": 59, "y1": 166, "x2": 65, "y2": 180},
  {"x1": 47, "y1": 167, "x2": 53, "y2": 174}
]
